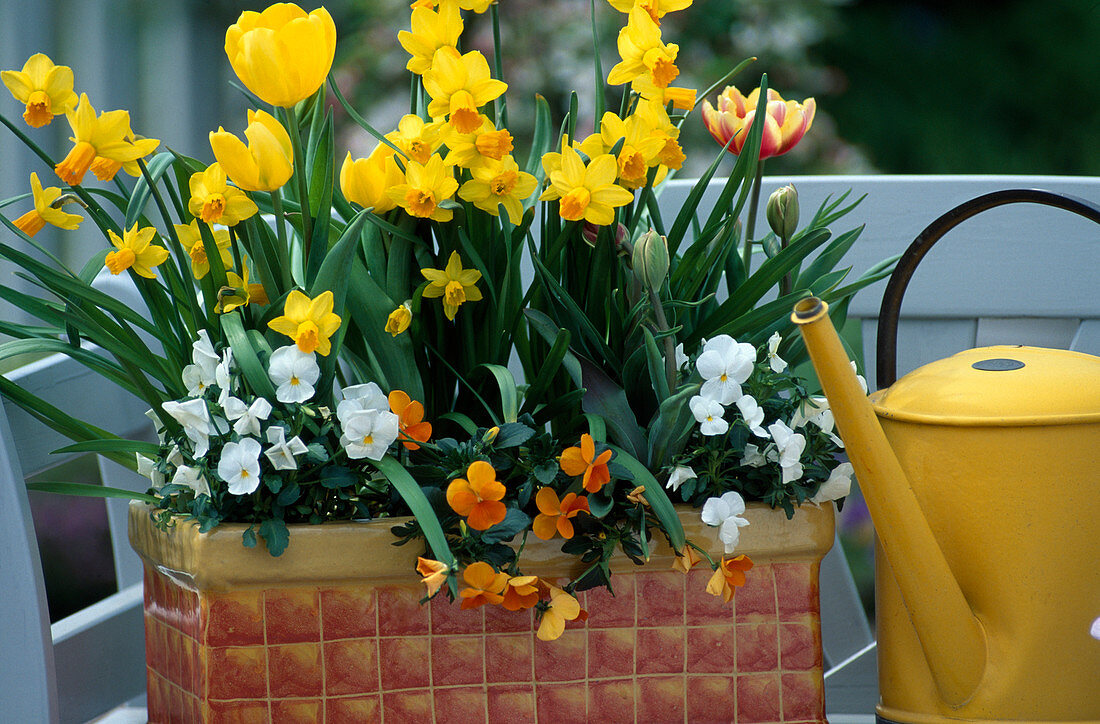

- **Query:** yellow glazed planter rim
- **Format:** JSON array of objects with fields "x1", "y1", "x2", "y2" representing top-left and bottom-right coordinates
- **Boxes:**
[{"x1": 128, "y1": 500, "x2": 834, "y2": 591}]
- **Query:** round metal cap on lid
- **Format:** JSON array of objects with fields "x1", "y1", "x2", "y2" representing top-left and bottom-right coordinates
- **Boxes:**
[{"x1": 870, "y1": 345, "x2": 1100, "y2": 425}]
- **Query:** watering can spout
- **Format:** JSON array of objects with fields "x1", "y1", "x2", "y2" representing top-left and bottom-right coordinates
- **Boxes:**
[{"x1": 791, "y1": 297, "x2": 987, "y2": 707}]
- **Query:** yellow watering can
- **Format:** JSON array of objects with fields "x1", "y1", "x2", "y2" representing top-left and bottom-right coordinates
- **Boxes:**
[{"x1": 792, "y1": 189, "x2": 1100, "y2": 723}]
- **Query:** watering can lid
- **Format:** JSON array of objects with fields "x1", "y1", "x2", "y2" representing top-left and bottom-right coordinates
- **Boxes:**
[{"x1": 871, "y1": 345, "x2": 1100, "y2": 425}]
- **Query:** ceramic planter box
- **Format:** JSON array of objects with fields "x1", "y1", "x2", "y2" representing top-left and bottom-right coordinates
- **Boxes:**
[{"x1": 129, "y1": 501, "x2": 834, "y2": 723}]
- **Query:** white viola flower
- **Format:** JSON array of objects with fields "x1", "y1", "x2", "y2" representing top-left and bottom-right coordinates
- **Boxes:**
[
  {"x1": 265, "y1": 425, "x2": 309, "y2": 471},
  {"x1": 336, "y1": 382, "x2": 389, "y2": 423},
  {"x1": 768, "y1": 420, "x2": 807, "y2": 485},
  {"x1": 268, "y1": 345, "x2": 321, "y2": 404},
  {"x1": 145, "y1": 408, "x2": 166, "y2": 442},
  {"x1": 340, "y1": 408, "x2": 400, "y2": 460},
  {"x1": 1091, "y1": 616, "x2": 1100, "y2": 641},
  {"x1": 700, "y1": 490, "x2": 750, "y2": 553},
  {"x1": 674, "y1": 342, "x2": 689, "y2": 370},
  {"x1": 192, "y1": 330, "x2": 220, "y2": 373},
  {"x1": 810, "y1": 462, "x2": 854, "y2": 504},
  {"x1": 852, "y1": 360, "x2": 868, "y2": 394},
  {"x1": 166, "y1": 445, "x2": 184, "y2": 468},
  {"x1": 740, "y1": 443, "x2": 768, "y2": 468},
  {"x1": 161, "y1": 398, "x2": 213, "y2": 458},
  {"x1": 181, "y1": 363, "x2": 216, "y2": 398},
  {"x1": 735, "y1": 394, "x2": 769, "y2": 438},
  {"x1": 223, "y1": 396, "x2": 272, "y2": 437},
  {"x1": 666, "y1": 465, "x2": 697, "y2": 492},
  {"x1": 790, "y1": 397, "x2": 843, "y2": 448},
  {"x1": 136, "y1": 454, "x2": 164, "y2": 488},
  {"x1": 696, "y1": 334, "x2": 756, "y2": 405},
  {"x1": 215, "y1": 348, "x2": 234, "y2": 404},
  {"x1": 172, "y1": 464, "x2": 211, "y2": 498},
  {"x1": 218, "y1": 437, "x2": 263, "y2": 495},
  {"x1": 766, "y1": 331, "x2": 788, "y2": 373},
  {"x1": 690, "y1": 395, "x2": 729, "y2": 436}
]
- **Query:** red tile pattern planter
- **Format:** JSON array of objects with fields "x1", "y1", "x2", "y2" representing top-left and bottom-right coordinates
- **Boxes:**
[{"x1": 131, "y1": 502, "x2": 833, "y2": 723}]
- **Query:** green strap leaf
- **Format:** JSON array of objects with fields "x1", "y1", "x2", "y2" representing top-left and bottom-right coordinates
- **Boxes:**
[
  {"x1": 53, "y1": 439, "x2": 162, "y2": 456},
  {"x1": 26, "y1": 481, "x2": 159, "y2": 504},
  {"x1": 220, "y1": 311, "x2": 278, "y2": 400},
  {"x1": 607, "y1": 445, "x2": 685, "y2": 551},
  {"x1": 125, "y1": 152, "x2": 176, "y2": 229},
  {"x1": 477, "y1": 363, "x2": 519, "y2": 424}
]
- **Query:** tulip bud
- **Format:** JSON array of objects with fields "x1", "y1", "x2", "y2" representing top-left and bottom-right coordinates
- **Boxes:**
[
  {"x1": 582, "y1": 220, "x2": 629, "y2": 250},
  {"x1": 632, "y1": 229, "x2": 670, "y2": 290},
  {"x1": 766, "y1": 184, "x2": 799, "y2": 240}
]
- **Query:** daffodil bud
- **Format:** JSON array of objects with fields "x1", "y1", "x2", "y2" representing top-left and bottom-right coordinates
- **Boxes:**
[
  {"x1": 766, "y1": 184, "x2": 799, "y2": 240},
  {"x1": 632, "y1": 229, "x2": 669, "y2": 290}
]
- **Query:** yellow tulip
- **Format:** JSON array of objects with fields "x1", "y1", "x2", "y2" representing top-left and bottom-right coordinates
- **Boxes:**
[
  {"x1": 209, "y1": 109, "x2": 293, "y2": 192},
  {"x1": 340, "y1": 147, "x2": 403, "y2": 214},
  {"x1": 224, "y1": 3, "x2": 336, "y2": 108}
]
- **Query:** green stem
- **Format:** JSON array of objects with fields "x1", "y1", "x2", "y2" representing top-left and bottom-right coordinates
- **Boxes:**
[
  {"x1": 284, "y1": 104, "x2": 313, "y2": 266},
  {"x1": 647, "y1": 287, "x2": 678, "y2": 394},
  {"x1": 741, "y1": 160, "x2": 764, "y2": 275},
  {"x1": 490, "y1": 4, "x2": 508, "y2": 129},
  {"x1": 269, "y1": 189, "x2": 294, "y2": 290}
]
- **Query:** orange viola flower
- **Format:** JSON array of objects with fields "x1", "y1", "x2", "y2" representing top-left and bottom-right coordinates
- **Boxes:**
[
  {"x1": 416, "y1": 557, "x2": 449, "y2": 597},
  {"x1": 559, "y1": 433, "x2": 612, "y2": 493},
  {"x1": 501, "y1": 575, "x2": 540, "y2": 611},
  {"x1": 458, "y1": 561, "x2": 508, "y2": 609},
  {"x1": 671, "y1": 544, "x2": 702, "y2": 574},
  {"x1": 532, "y1": 487, "x2": 590, "y2": 540},
  {"x1": 446, "y1": 460, "x2": 507, "y2": 530},
  {"x1": 705, "y1": 554, "x2": 754, "y2": 603},
  {"x1": 388, "y1": 390, "x2": 432, "y2": 450}
]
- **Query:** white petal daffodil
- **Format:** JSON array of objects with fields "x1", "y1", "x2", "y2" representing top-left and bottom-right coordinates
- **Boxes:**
[
  {"x1": 136, "y1": 453, "x2": 163, "y2": 488},
  {"x1": 740, "y1": 442, "x2": 768, "y2": 468},
  {"x1": 701, "y1": 490, "x2": 750, "y2": 553},
  {"x1": 336, "y1": 382, "x2": 389, "y2": 423},
  {"x1": 766, "y1": 331, "x2": 788, "y2": 373},
  {"x1": 268, "y1": 345, "x2": 321, "y2": 404},
  {"x1": 690, "y1": 394, "x2": 729, "y2": 436},
  {"x1": 696, "y1": 334, "x2": 756, "y2": 405},
  {"x1": 665, "y1": 465, "x2": 697, "y2": 492},
  {"x1": 735, "y1": 394, "x2": 769, "y2": 438},
  {"x1": 161, "y1": 398, "x2": 213, "y2": 457},
  {"x1": 223, "y1": 396, "x2": 272, "y2": 437},
  {"x1": 340, "y1": 408, "x2": 399, "y2": 460},
  {"x1": 218, "y1": 437, "x2": 263, "y2": 495},
  {"x1": 172, "y1": 464, "x2": 211, "y2": 497},
  {"x1": 810, "y1": 461, "x2": 853, "y2": 504},
  {"x1": 768, "y1": 419, "x2": 807, "y2": 485},
  {"x1": 265, "y1": 425, "x2": 309, "y2": 471}
]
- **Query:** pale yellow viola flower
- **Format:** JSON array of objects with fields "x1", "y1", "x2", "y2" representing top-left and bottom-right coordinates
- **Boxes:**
[
  {"x1": 385, "y1": 302, "x2": 413, "y2": 336},
  {"x1": 421, "y1": 251, "x2": 482, "y2": 321},
  {"x1": 441, "y1": 115, "x2": 514, "y2": 169},
  {"x1": 605, "y1": 0, "x2": 692, "y2": 24},
  {"x1": 216, "y1": 264, "x2": 268, "y2": 314},
  {"x1": 424, "y1": 46, "x2": 507, "y2": 134},
  {"x1": 224, "y1": 3, "x2": 336, "y2": 108},
  {"x1": 210, "y1": 109, "x2": 293, "y2": 192},
  {"x1": 54, "y1": 95, "x2": 160, "y2": 186},
  {"x1": 386, "y1": 114, "x2": 445, "y2": 165},
  {"x1": 12, "y1": 172, "x2": 83, "y2": 237},
  {"x1": 539, "y1": 145, "x2": 635, "y2": 226},
  {"x1": 104, "y1": 223, "x2": 169, "y2": 279},
  {"x1": 268, "y1": 289, "x2": 342, "y2": 356},
  {"x1": 398, "y1": 2, "x2": 463, "y2": 76},
  {"x1": 386, "y1": 153, "x2": 459, "y2": 222},
  {"x1": 174, "y1": 220, "x2": 233, "y2": 280},
  {"x1": 1, "y1": 53, "x2": 78, "y2": 128},
  {"x1": 606, "y1": 7, "x2": 680, "y2": 89},
  {"x1": 458, "y1": 155, "x2": 537, "y2": 224},
  {"x1": 536, "y1": 587, "x2": 582, "y2": 641},
  {"x1": 340, "y1": 147, "x2": 404, "y2": 214},
  {"x1": 188, "y1": 163, "x2": 259, "y2": 226}
]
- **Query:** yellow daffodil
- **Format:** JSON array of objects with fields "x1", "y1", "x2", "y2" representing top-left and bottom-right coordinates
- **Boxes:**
[
  {"x1": 398, "y1": 2, "x2": 463, "y2": 76},
  {"x1": 268, "y1": 289, "x2": 342, "y2": 355},
  {"x1": 457, "y1": 155, "x2": 537, "y2": 224},
  {"x1": 340, "y1": 147, "x2": 404, "y2": 213},
  {"x1": 606, "y1": 7, "x2": 680, "y2": 89},
  {"x1": 1, "y1": 53, "x2": 78, "y2": 128},
  {"x1": 188, "y1": 163, "x2": 258, "y2": 226},
  {"x1": 634, "y1": 98, "x2": 687, "y2": 170},
  {"x1": 537, "y1": 586, "x2": 582, "y2": 641},
  {"x1": 411, "y1": 0, "x2": 494, "y2": 11},
  {"x1": 386, "y1": 114, "x2": 444, "y2": 164},
  {"x1": 416, "y1": 557, "x2": 449, "y2": 597},
  {"x1": 385, "y1": 301, "x2": 413, "y2": 336},
  {"x1": 421, "y1": 251, "x2": 482, "y2": 320},
  {"x1": 539, "y1": 145, "x2": 635, "y2": 225},
  {"x1": 174, "y1": 220, "x2": 233, "y2": 280},
  {"x1": 631, "y1": 73, "x2": 696, "y2": 111},
  {"x1": 54, "y1": 94, "x2": 160, "y2": 187},
  {"x1": 12, "y1": 172, "x2": 83, "y2": 238},
  {"x1": 423, "y1": 46, "x2": 507, "y2": 134},
  {"x1": 441, "y1": 115, "x2": 514, "y2": 168},
  {"x1": 216, "y1": 265, "x2": 268, "y2": 314},
  {"x1": 605, "y1": 0, "x2": 692, "y2": 24},
  {"x1": 577, "y1": 111, "x2": 666, "y2": 189},
  {"x1": 387, "y1": 154, "x2": 459, "y2": 222},
  {"x1": 209, "y1": 109, "x2": 293, "y2": 192},
  {"x1": 104, "y1": 223, "x2": 169, "y2": 279},
  {"x1": 224, "y1": 3, "x2": 336, "y2": 108}
]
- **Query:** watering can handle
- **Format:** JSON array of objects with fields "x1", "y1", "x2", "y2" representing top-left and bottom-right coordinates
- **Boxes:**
[{"x1": 875, "y1": 188, "x2": 1100, "y2": 389}]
